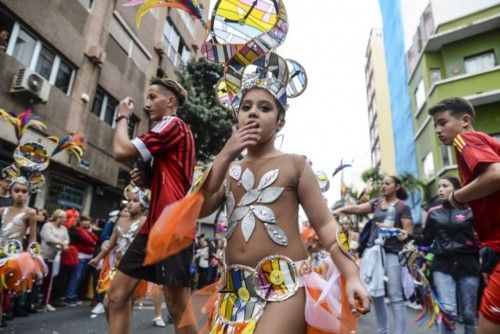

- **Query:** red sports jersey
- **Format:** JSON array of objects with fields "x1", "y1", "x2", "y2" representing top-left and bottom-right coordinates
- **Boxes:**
[
  {"x1": 131, "y1": 116, "x2": 195, "y2": 234},
  {"x1": 453, "y1": 131, "x2": 500, "y2": 252}
]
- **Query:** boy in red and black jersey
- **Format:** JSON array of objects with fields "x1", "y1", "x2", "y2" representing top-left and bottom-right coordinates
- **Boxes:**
[
  {"x1": 429, "y1": 97, "x2": 500, "y2": 334},
  {"x1": 111, "y1": 78, "x2": 196, "y2": 334}
]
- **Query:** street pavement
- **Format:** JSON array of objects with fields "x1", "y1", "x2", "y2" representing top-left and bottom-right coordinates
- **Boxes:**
[{"x1": 3, "y1": 301, "x2": 462, "y2": 333}]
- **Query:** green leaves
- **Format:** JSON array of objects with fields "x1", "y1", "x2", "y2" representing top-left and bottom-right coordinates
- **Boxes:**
[{"x1": 175, "y1": 59, "x2": 233, "y2": 163}]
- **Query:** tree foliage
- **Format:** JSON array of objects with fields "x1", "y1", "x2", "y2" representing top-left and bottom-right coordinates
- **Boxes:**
[{"x1": 175, "y1": 59, "x2": 234, "y2": 164}]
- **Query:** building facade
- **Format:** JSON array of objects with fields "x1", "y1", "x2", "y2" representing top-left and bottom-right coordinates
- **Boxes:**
[
  {"x1": 378, "y1": 0, "x2": 419, "y2": 177},
  {"x1": 0, "y1": 0, "x2": 209, "y2": 218},
  {"x1": 365, "y1": 29, "x2": 396, "y2": 175},
  {"x1": 407, "y1": 2, "x2": 500, "y2": 190}
]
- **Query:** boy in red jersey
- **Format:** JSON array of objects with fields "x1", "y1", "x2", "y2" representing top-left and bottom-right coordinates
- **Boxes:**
[
  {"x1": 429, "y1": 97, "x2": 500, "y2": 334},
  {"x1": 111, "y1": 78, "x2": 196, "y2": 334}
]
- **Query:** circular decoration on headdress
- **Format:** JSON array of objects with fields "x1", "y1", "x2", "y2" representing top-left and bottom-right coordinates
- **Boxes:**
[
  {"x1": 28, "y1": 171, "x2": 45, "y2": 193},
  {"x1": 14, "y1": 142, "x2": 49, "y2": 171},
  {"x1": 210, "y1": 0, "x2": 280, "y2": 45},
  {"x1": 285, "y1": 59, "x2": 308, "y2": 98},
  {"x1": 1, "y1": 164, "x2": 20, "y2": 183},
  {"x1": 215, "y1": 80, "x2": 232, "y2": 110},
  {"x1": 315, "y1": 171, "x2": 330, "y2": 193},
  {"x1": 4, "y1": 239, "x2": 23, "y2": 257}
]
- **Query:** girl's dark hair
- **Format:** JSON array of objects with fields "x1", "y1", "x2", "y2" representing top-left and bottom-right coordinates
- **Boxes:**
[
  {"x1": 440, "y1": 175, "x2": 461, "y2": 190},
  {"x1": 388, "y1": 176, "x2": 409, "y2": 200}
]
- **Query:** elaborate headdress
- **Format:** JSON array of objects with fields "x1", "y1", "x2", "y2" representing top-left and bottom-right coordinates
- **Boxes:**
[
  {"x1": 123, "y1": 183, "x2": 151, "y2": 209},
  {"x1": 0, "y1": 109, "x2": 84, "y2": 193},
  {"x1": 201, "y1": 0, "x2": 307, "y2": 117}
]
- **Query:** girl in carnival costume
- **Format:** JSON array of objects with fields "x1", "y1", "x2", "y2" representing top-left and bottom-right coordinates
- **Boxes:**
[
  {"x1": 125, "y1": 1, "x2": 370, "y2": 332},
  {"x1": 89, "y1": 184, "x2": 167, "y2": 327},
  {"x1": 88, "y1": 185, "x2": 149, "y2": 316},
  {"x1": 197, "y1": 55, "x2": 370, "y2": 332}
]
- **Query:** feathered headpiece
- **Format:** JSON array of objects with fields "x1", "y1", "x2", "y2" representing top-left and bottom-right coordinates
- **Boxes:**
[
  {"x1": 123, "y1": 0, "x2": 205, "y2": 28},
  {"x1": 0, "y1": 108, "x2": 85, "y2": 192}
]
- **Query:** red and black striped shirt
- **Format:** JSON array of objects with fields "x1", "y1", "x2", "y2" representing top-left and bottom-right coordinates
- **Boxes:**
[{"x1": 131, "y1": 116, "x2": 195, "y2": 234}]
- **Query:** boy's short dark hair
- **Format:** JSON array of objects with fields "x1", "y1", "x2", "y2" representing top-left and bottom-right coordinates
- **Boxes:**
[
  {"x1": 79, "y1": 215, "x2": 92, "y2": 222},
  {"x1": 149, "y1": 77, "x2": 188, "y2": 107},
  {"x1": 428, "y1": 97, "x2": 475, "y2": 119}
]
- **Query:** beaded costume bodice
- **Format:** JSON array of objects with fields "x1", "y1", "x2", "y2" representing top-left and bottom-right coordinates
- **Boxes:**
[
  {"x1": 1, "y1": 207, "x2": 27, "y2": 242},
  {"x1": 115, "y1": 219, "x2": 143, "y2": 258}
]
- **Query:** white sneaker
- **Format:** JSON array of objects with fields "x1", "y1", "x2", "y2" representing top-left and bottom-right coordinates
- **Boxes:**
[
  {"x1": 45, "y1": 304, "x2": 56, "y2": 312},
  {"x1": 152, "y1": 316, "x2": 166, "y2": 327},
  {"x1": 91, "y1": 303, "x2": 105, "y2": 314}
]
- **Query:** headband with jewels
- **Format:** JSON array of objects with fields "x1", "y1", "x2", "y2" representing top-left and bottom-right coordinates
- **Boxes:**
[
  {"x1": 123, "y1": 184, "x2": 151, "y2": 209},
  {"x1": 201, "y1": 0, "x2": 308, "y2": 116},
  {"x1": 0, "y1": 109, "x2": 84, "y2": 193}
]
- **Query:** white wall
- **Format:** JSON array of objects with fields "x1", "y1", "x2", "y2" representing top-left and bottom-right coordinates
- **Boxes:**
[{"x1": 431, "y1": 0, "x2": 500, "y2": 27}]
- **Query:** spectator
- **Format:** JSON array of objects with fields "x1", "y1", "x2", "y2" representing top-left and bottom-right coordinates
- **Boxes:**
[
  {"x1": 66, "y1": 215, "x2": 98, "y2": 306},
  {"x1": 195, "y1": 238, "x2": 209, "y2": 288},
  {"x1": 40, "y1": 209, "x2": 70, "y2": 311},
  {"x1": 0, "y1": 29, "x2": 9, "y2": 52}
]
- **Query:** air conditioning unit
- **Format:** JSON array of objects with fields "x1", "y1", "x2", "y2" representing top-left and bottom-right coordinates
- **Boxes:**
[{"x1": 10, "y1": 68, "x2": 51, "y2": 103}]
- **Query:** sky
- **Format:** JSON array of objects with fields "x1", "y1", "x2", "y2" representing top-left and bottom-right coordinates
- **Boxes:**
[{"x1": 277, "y1": 1, "x2": 382, "y2": 205}]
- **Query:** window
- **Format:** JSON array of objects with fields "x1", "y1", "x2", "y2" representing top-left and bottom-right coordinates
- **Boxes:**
[
  {"x1": 35, "y1": 46, "x2": 55, "y2": 80},
  {"x1": 11, "y1": 28, "x2": 36, "y2": 67},
  {"x1": 7, "y1": 23, "x2": 75, "y2": 94},
  {"x1": 163, "y1": 19, "x2": 191, "y2": 67},
  {"x1": 109, "y1": 14, "x2": 151, "y2": 73},
  {"x1": 128, "y1": 115, "x2": 139, "y2": 138},
  {"x1": 79, "y1": 0, "x2": 93, "y2": 9},
  {"x1": 371, "y1": 140, "x2": 381, "y2": 167},
  {"x1": 422, "y1": 152, "x2": 435, "y2": 179},
  {"x1": 91, "y1": 86, "x2": 118, "y2": 126},
  {"x1": 465, "y1": 51, "x2": 495, "y2": 74},
  {"x1": 178, "y1": 10, "x2": 195, "y2": 37},
  {"x1": 45, "y1": 174, "x2": 86, "y2": 214},
  {"x1": 415, "y1": 79, "x2": 425, "y2": 111},
  {"x1": 430, "y1": 68, "x2": 441, "y2": 84},
  {"x1": 440, "y1": 145, "x2": 453, "y2": 167}
]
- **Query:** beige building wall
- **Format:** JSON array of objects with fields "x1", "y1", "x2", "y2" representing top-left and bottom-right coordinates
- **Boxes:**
[
  {"x1": 365, "y1": 29, "x2": 396, "y2": 175},
  {"x1": 0, "y1": 0, "x2": 210, "y2": 218}
]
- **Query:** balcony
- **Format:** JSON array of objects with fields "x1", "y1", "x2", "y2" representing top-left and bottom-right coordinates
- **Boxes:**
[{"x1": 427, "y1": 65, "x2": 500, "y2": 107}]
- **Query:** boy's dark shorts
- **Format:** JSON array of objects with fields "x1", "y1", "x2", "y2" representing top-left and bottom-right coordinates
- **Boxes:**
[{"x1": 118, "y1": 234, "x2": 193, "y2": 287}]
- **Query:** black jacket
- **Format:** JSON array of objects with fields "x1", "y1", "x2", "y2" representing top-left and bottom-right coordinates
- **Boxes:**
[{"x1": 412, "y1": 201, "x2": 480, "y2": 276}]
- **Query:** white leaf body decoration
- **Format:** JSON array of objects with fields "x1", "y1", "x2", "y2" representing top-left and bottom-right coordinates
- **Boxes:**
[
  {"x1": 239, "y1": 189, "x2": 260, "y2": 206},
  {"x1": 241, "y1": 213, "x2": 255, "y2": 243},
  {"x1": 252, "y1": 205, "x2": 276, "y2": 223},
  {"x1": 265, "y1": 223, "x2": 288, "y2": 246},
  {"x1": 229, "y1": 164, "x2": 242, "y2": 181},
  {"x1": 257, "y1": 187, "x2": 283, "y2": 204},
  {"x1": 225, "y1": 221, "x2": 238, "y2": 239},
  {"x1": 231, "y1": 206, "x2": 250, "y2": 222},
  {"x1": 257, "y1": 169, "x2": 279, "y2": 190},
  {"x1": 241, "y1": 168, "x2": 255, "y2": 191},
  {"x1": 226, "y1": 192, "x2": 235, "y2": 218}
]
